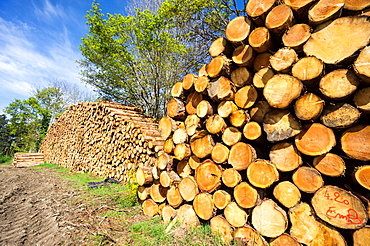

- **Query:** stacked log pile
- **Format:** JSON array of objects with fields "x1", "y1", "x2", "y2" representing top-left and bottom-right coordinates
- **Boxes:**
[
  {"x1": 13, "y1": 153, "x2": 44, "y2": 167},
  {"x1": 39, "y1": 101, "x2": 163, "y2": 182},
  {"x1": 137, "y1": 1, "x2": 370, "y2": 245}
]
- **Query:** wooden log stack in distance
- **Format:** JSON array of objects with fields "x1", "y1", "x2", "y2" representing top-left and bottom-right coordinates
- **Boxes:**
[
  {"x1": 138, "y1": 1, "x2": 370, "y2": 245},
  {"x1": 13, "y1": 153, "x2": 44, "y2": 167},
  {"x1": 39, "y1": 101, "x2": 163, "y2": 183}
]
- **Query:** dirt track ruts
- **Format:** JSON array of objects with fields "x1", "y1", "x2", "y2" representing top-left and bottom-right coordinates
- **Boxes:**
[{"x1": 0, "y1": 165, "x2": 79, "y2": 246}]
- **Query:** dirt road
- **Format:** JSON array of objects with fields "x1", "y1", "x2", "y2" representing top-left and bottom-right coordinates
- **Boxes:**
[{"x1": 0, "y1": 165, "x2": 81, "y2": 245}]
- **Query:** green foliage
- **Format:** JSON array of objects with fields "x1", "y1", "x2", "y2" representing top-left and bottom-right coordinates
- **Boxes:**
[
  {"x1": 0, "y1": 115, "x2": 12, "y2": 155},
  {"x1": 0, "y1": 155, "x2": 12, "y2": 165}
]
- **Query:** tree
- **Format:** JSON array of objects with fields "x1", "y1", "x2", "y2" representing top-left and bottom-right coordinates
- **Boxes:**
[
  {"x1": 79, "y1": 0, "x2": 241, "y2": 119},
  {"x1": 5, "y1": 97, "x2": 50, "y2": 153},
  {"x1": 0, "y1": 115, "x2": 12, "y2": 156}
]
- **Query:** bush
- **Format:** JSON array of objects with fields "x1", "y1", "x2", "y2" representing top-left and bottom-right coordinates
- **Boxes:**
[{"x1": 0, "y1": 155, "x2": 12, "y2": 164}]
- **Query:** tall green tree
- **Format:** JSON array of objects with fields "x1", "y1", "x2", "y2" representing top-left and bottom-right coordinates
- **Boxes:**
[
  {"x1": 79, "y1": 0, "x2": 241, "y2": 119},
  {"x1": 0, "y1": 115, "x2": 12, "y2": 155}
]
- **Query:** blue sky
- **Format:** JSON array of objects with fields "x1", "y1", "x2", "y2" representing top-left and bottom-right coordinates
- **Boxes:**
[{"x1": 0, "y1": 0, "x2": 128, "y2": 114}]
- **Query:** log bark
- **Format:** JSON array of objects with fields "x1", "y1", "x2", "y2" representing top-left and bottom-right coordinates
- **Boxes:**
[
  {"x1": 320, "y1": 103, "x2": 361, "y2": 129},
  {"x1": 263, "y1": 109, "x2": 302, "y2": 142},
  {"x1": 341, "y1": 125, "x2": 370, "y2": 161},
  {"x1": 354, "y1": 87, "x2": 370, "y2": 113},
  {"x1": 251, "y1": 199, "x2": 288, "y2": 238},
  {"x1": 195, "y1": 159, "x2": 222, "y2": 193},
  {"x1": 311, "y1": 185, "x2": 368, "y2": 229},
  {"x1": 292, "y1": 166, "x2": 324, "y2": 193},
  {"x1": 136, "y1": 167, "x2": 154, "y2": 186},
  {"x1": 234, "y1": 182, "x2": 259, "y2": 209},
  {"x1": 303, "y1": 16, "x2": 370, "y2": 64},
  {"x1": 313, "y1": 153, "x2": 346, "y2": 177},
  {"x1": 273, "y1": 181, "x2": 301, "y2": 208},
  {"x1": 270, "y1": 142, "x2": 303, "y2": 172},
  {"x1": 263, "y1": 74, "x2": 303, "y2": 109},
  {"x1": 295, "y1": 123, "x2": 336, "y2": 156}
]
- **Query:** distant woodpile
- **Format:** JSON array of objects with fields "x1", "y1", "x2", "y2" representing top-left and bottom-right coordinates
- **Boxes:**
[
  {"x1": 13, "y1": 153, "x2": 44, "y2": 167},
  {"x1": 39, "y1": 101, "x2": 163, "y2": 183},
  {"x1": 137, "y1": 0, "x2": 370, "y2": 245}
]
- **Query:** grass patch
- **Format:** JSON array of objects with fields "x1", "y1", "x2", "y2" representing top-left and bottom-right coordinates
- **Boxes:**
[{"x1": 0, "y1": 155, "x2": 13, "y2": 165}]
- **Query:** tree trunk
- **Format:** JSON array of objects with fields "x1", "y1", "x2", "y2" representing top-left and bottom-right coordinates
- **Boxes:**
[
  {"x1": 308, "y1": 0, "x2": 345, "y2": 26},
  {"x1": 270, "y1": 47, "x2": 298, "y2": 73},
  {"x1": 234, "y1": 85, "x2": 258, "y2": 109},
  {"x1": 319, "y1": 69, "x2": 360, "y2": 100},
  {"x1": 233, "y1": 226, "x2": 268, "y2": 246}
]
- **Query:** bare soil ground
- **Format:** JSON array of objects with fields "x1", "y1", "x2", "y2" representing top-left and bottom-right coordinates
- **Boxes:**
[{"x1": 0, "y1": 164, "x2": 146, "y2": 246}]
